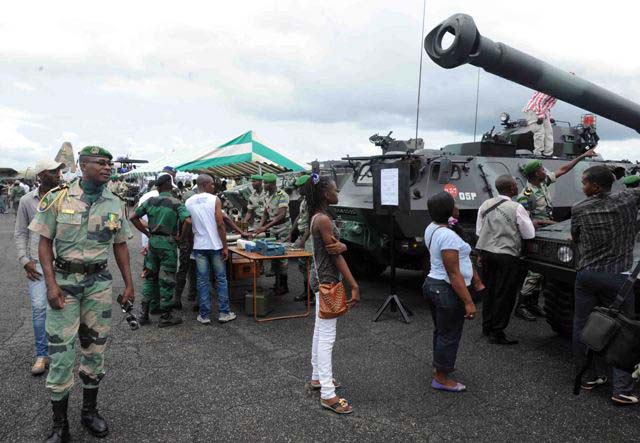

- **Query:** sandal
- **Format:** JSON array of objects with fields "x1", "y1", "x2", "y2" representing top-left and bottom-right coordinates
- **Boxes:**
[
  {"x1": 321, "y1": 397, "x2": 353, "y2": 414},
  {"x1": 310, "y1": 379, "x2": 341, "y2": 389},
  {"x1": 431, "y1": 378, "x2": 466, "y2": 392}
]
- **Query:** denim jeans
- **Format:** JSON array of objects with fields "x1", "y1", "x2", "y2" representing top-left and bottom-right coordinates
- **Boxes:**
[
  {"x1": 423, "y1": 277, "x2": 465, "y2": 373},
  {"x1": 193, "y1": 249, "x2": 229, "y2": 319},
  {"x1": 27, "y1": 263, "x2": 48, "y2": 357},
  {"x1": 573, "y1": 270, "x2": 635, "y2": 396}
]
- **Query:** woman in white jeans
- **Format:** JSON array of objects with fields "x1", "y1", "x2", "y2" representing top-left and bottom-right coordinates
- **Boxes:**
[{"x1": 307, "y1": 175, "x2": 359, "y2": 414}]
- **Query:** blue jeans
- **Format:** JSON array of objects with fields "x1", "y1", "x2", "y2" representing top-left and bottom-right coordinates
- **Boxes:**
[
  {"x1": 27, "y1": 263, "x2": 48, "y2": 357},
  {"x1": 423, "y1": 277, "x2": 465, "y2": 373},
  {"x1": 193, "y1": 249, "x2": 229, "y2": 319},
  {"x1": 573, "y1": 270, "x2": 635, "y2": 396}
]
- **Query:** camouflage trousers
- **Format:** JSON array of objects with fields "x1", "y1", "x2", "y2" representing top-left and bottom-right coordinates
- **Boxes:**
[
  {"x1": 297, "y1": 237, "x2": 311, "y2": 281},
  {"x1": 518, "y1": 270, "x2": 543, "y2": 308},
  {"x1": 143, "y1": 245, "x2": 178, "y2": 312},
  {"x1": 175, "y1": 237, "x2": 196, "y2": 300},
  {"x1": 46, "y1": 269, "x2": 112, "y2": 401},
  {"x1": 271, "y1": 228, "x2": 290, "y2": 277}
]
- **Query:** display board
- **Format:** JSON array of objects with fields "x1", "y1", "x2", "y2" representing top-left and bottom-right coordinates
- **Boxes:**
[{"x1": 372, "y1": 161, "x2": 411, "y2": 214}]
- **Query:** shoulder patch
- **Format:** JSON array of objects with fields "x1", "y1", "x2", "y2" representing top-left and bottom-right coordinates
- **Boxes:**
[{"x1": 523, "y1": 188, "x2": 532, "y2": 196}]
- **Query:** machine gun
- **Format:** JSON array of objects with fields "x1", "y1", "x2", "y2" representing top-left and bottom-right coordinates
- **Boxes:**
[{"x1": 369, "y1": 131, "x2": 424, "y2": 154}]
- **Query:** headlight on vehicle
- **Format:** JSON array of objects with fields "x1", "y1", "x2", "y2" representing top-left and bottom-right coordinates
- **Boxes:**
[{"x1": 557, "y1": 246, "x2": 574, "y2": 263}]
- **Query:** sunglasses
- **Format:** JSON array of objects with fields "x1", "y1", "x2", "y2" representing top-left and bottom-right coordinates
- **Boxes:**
[{"x1": 85, "y1": 159, "x2": 114, "y2": 167}]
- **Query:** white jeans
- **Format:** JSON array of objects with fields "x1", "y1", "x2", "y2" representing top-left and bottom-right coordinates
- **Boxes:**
[
  {"x1": 525, "y1": 110, "x2": 554, "y2": 156},
  {"x1": 310, "y1": 295, "x2": 338, "y2": 400}
]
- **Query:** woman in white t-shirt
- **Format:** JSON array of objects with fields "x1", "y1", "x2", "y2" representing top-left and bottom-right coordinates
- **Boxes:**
[{"x1": 424, "y1": 191, "x2": 482, "y2": 393}]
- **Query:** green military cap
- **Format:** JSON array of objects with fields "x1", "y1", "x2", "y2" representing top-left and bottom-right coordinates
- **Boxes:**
[
  {"x1": 295, "y1": 174, "x2": 310, "y2": 187},
  {"x1": 250, "y1": 174, "x2": 263, "y2": 181},
  {"x1": 79, "y1": 145, "x2": 113, "y2": 160},
  {"x1": 522, "y1": 159, "x2": 542, "y2": 176},
  {"x1": 263, "y1": 173, "x2": 277, "y2": 183},
  {"x1": 622, "y1": 175, "x2": 640, "y2": 186}
]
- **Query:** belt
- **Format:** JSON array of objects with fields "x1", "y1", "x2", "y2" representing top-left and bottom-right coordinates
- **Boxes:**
[
  {"x1": 55, "y1": 258, "x2": 108, "y2": 274},
  {"x1": 150, "y1": 232, "x2": 172, "y2": 237}
]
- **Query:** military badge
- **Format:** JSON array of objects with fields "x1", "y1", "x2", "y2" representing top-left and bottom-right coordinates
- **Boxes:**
[
  {"x1": 105, "y1": 213, "x2": 120, "y2": 230},
  {"x1": 91, "y1": 146, "x2": 100, "y2": 155}
]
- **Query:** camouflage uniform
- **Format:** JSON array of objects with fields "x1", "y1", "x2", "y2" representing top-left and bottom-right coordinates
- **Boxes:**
[
  {"x1": 264, "y1": 189, "x2": 292, "y2": 278},
  {"x1": 296, "y1": 198, "x2": 310, "y2": 277},
  {"x1": 135, "y1": 191, "x2": 190, "y2": 312},
  {"x1": 516, "y1": 172, "x2": 557, "y2": 309},
  {"x1": 247, "y1": 188, "x2": 266, "y2": 230},
  {"x1": 175, "y1": 188, "x2": 197, "y2": 303},
  {"x1": 28, "y1": 179, "x2": 131, "y2": 400}
]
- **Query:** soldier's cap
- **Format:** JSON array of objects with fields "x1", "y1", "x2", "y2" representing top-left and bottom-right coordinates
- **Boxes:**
[
  {"x1": 79, "y1": 146, "x2": 112, "y2": 160},
  {"x1": 156, "y1": 172, "x2": 178, "y2": 189},
  {"x1": 622, "y1": 175, "x2": 640, "y2": 186},
  {"x1": 263, "y1": 173, "x2": 277, "y2": 183},
  {"x1": 295, "y1": 174, "x2": 310, "y2": 187},
  {"x1": 162, "y1": 166, "x2": 176, "y2": 173},
  {"x1": 522, "y1": 160, "x2": 543, "y2": 176},
  {"x1": 250, "y1": 174, "x2": 263, "y2": 181},
  {"x1": 34, "y1": 159, "x2": 64, "y2": 176}
]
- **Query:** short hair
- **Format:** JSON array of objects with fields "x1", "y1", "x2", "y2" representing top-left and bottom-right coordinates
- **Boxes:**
[
  {"x1": 427, "y1": 191, "x2": 455, "y2": 224},
  {"x1": 583, "y1": 166, "x2": 615, "y2": 192},
  {"x1": 156, "y1": 174, "x2": 173, "y2": 188},
  {"x1": 196, "y1": 174, "x2": 214, "y2": 187},
  {"x1": 495, "y1": 175, "x2": 515, "y2": 194}
]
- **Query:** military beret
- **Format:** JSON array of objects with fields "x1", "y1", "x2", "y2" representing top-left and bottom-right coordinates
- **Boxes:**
[
  {"x1": 263, "y1": 173, "x2": 277, "y2": 183},
  {"x1": 79, "y1": 146, "x2": 112, "y2": 160},
  {"x1": 162, "y1": 166, "x2": 176, "y2": 173},
  {"x1": 622, "y1": 175, "x2": 640, "y2": 186},
  {"x1": 295, "y1": 175, "x2": 310, "y2": 187},
  {"x1": 250, "y1": 174, "x2": 263, "y2": 181},
  {"x1": 522, "y1": 160, "x2": 542, "y2": 176}
]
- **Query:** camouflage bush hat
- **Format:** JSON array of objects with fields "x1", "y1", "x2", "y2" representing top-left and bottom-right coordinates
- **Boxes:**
[
  {"x1": 295, "y1": 174, "x2": 310, "y2": 187},
  {"x1": 250, "y1": 174, "x2": 263, "y2": 181},
  {"x1": 622, "y1": 175, "x2": 640, "y2": 186},
  {"x1": 262, "y1": 173, "x2": 278, "y2": 183},
  {"x1": 79, "y1": 146, "x2": 112, "y2": 160},
  {"x1": 522, "y1": 160, "x2": 543, "y2": 176}
]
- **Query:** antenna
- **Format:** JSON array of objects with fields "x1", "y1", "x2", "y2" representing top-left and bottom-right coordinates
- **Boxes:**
[
  {"x1": 415, "y1": 0, "x2": 427, "y2": 144},
  {"x1": 473, "y1": 68, "x2": 481, "y2": 142}
]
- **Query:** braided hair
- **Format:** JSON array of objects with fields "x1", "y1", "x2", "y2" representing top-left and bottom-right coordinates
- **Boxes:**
[{"x1": 304, "y1": 174, "x2": 334, "y2": 227}]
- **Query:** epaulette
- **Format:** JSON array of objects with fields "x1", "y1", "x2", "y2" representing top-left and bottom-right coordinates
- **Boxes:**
[{"x1": 37, "y1": 183, "x2": 70, "y2": 213}]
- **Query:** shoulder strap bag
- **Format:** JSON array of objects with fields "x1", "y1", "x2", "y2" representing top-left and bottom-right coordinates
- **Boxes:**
[{"x1": 310, "y1": 214, "x2": 348, "y2": 319}]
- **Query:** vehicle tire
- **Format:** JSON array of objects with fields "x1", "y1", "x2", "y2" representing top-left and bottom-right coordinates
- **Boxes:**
[
  {"x1": 344, "y1": 248, "x2": 387, "y2": 279},
  {"x1": 542, "y1": 279, "x2": 575, "y2": 337}
]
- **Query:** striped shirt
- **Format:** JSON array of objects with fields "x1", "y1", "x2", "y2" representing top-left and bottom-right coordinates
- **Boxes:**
[
  {"x1": 571, "y1": 189, "x2": 640, "y2": 273},
  {"x1": 523, "y1": 91, "x2": 557, "y2": 118}
]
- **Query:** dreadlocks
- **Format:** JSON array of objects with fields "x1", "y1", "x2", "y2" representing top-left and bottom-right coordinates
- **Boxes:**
[{"x1": 305, "y1": 175, "x2": 334, "y2": 226}]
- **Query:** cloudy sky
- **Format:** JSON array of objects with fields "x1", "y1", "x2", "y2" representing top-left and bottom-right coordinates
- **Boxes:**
[{"x1": 2, "y1": 0, "x2": 639, "y2": 170}]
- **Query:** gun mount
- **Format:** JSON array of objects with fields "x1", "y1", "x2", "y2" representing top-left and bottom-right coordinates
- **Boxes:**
[
  {"x1": 425, "y1": 13, "x2": 640, "y2": 133},
  {"x1": 369, "y1": 131, "x2": 424, "y2": 154}
]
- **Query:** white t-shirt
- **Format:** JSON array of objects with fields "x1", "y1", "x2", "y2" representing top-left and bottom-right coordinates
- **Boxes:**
[
  {"x1": 185, "y1": 192, "x2": 223, "y2": 251},
  {"x1": 424, "y1": 223, "x2": 473, "y2": 286}
]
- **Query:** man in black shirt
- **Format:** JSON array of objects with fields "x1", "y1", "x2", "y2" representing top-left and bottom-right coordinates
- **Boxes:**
[{"x1": 571, "y1": 166, "x2": 638, "y2": 405}]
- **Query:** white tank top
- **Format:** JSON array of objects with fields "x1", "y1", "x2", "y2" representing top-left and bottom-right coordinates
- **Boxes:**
[{"x1": 185, "y1": 193, "x2": 223, "y2": 250}]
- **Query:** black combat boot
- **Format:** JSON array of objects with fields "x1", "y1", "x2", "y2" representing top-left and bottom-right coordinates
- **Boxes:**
[
  {"x1": 138, "y1": 301, "x2": 151, "y2": 325},
  {"x1": 173, "y1": 296, "x2": 183, "y2": 311},
  {"x1": 45, "y1": 396, "x2": 70, "y2": 443},
  {"x1": 158, "y1": 310, "x2": 183, "y2": 328},
  {"x1": 81, "y1": 388, "x2": 109, "y2": 438},
  {"x1": 279, "y1": 274, "x2": 289, "y2": 295}
]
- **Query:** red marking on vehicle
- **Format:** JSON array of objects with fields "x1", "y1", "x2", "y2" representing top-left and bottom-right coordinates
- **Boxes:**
[{"x1": 443, "y1": 184, "x2": 458, "y2": 198}]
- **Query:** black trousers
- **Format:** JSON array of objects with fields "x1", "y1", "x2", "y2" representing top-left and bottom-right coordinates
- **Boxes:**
[{"x1": 479, "y1": 251, "x2": 525, "y2": 336}]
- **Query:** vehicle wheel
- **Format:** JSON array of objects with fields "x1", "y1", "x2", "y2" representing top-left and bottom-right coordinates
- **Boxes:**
[
  {"x1": 344, "y1": 248, "x2": 387, "y2": 279},
  {"x1": 542, "y1": 280, "x2": 575, "y2": 337}
]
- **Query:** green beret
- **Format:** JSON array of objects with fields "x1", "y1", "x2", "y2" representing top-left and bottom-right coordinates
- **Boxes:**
[
  {"x1": 250, "y1": 174, "x2": 263, "y2": 181},
  {"x1": 79, "y1": 145, "x2": 112, "y2": 160},
  {"x1": 263, "y1": 173, "x2": 277, "y2": 183},
  {"x1": 622, "y1": 175, "x2": 640, "y2": 186},
  {"x1": 522, "y1": 160, "x2": 542, "y2": 176},
  {"x1": 295, "y1": 175, "x2": 310, "y2": 187}
]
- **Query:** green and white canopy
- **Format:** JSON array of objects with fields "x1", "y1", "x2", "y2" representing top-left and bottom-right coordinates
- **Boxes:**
[{"x1": 176, "y1": 131, "x2": 304, "y2": 178}]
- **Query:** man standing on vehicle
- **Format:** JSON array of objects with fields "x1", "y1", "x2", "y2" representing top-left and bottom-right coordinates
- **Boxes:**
[
  {"x1": 571, "y1": 165, "x2": 638, "y2": 405},
  {"x1": 515, "y1": 150, "x2": 596, "y2": 321}
]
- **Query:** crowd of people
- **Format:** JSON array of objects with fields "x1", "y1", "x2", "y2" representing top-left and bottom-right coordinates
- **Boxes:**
[{"x1": 11, "y1": 141, "x2": 640, "y2": 440}]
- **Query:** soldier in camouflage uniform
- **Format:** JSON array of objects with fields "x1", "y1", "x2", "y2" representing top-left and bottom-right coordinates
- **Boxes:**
[
  {"x1": 515, "y1": 150, "x2": 596, "y2": 321},
  {"x1": 243, "y1": 174, "x2": 266, "y2": 231},
  {"x1": 174, "y1": 181, "x2": 197, "y2": 308},
  {"x1": 130, "y1": 173, "x2": 191, "y2": 327},
  {"x1": 255, "y1": 173, "x2": 292, "y2": 294},
  {"x1": 29, "y1": 146, "x2": 134, "y2": 442},
  {"x1": 289, "y1": 175, "x2": 311, "y2": 302}
]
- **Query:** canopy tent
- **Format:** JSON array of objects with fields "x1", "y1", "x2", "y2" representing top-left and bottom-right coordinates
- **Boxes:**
[{"x1": 176, "y1": 131, "x2": 304, "y2": 178}]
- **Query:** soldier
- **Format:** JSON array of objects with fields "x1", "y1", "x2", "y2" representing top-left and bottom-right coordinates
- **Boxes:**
[
  {"x1": 10, "y1": 180, "x2": 26, "y2": 213},
  {"x1": 243, "y1": 174, "x2": 266, "y2": 231},
  {"x1": 130, "y1": 173, "x2": 191, "y2": 327},
  {"x1": 622, "y1": 175, "x2": 640, "y2": 189},
  {"x1": 289, "y1": 175, "x2": 311, "y2": 302},
  {"x1": 29, "y1": 145, "x2": 134, "y2": 441},
  {"x1": 255, "y1": 173, "x2": 292, "y2": 294},
  {"x1": 515, "y1": 149, "x2": 596, "y2": 321}
]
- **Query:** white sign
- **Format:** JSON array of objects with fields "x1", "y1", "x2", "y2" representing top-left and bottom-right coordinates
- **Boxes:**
[{"x1": 380, "y1": 168, "x2": 399, "y2": 206}]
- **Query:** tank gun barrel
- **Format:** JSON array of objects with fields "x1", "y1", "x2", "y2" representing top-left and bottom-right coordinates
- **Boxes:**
[{"x1": 425, "y1": 13, "x2": 640, "y2": 133}]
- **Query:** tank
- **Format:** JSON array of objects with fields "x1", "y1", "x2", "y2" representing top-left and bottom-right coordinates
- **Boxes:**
[{"x1": 331, "y1": 13, "x2": 640, "y2": 336}]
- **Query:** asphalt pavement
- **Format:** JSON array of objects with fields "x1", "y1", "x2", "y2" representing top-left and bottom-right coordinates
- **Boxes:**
[{"x1": 1, "y1": 213, "x2": 639, "y2": 442}]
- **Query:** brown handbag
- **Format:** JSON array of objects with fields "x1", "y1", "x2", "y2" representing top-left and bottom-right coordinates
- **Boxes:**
[{"x1": 311, "y1": 214, "x2": 348, "y2": 319}]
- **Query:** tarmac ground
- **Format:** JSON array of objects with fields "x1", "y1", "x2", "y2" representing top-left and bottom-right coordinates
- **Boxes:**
[{"x1": 1, "y1": 212, "x2": 639, "y2": 442}]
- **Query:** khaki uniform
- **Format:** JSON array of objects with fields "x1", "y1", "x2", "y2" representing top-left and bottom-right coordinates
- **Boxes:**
[
  {"x1": 516, "y1": 172, "x2": 557, "y2": 307},
  {"x1": 28, "y1": 180, "x2": 131, "y2": 400},
  {"x1": 246, "y1": 188, "x2": 266, "y2": 230},
  {"x1": 264, "y1": 189, "x2": 291, "y2": 277}
]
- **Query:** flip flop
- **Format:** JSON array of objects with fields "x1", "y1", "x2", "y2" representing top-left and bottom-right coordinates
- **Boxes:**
[
  {"x1": 320, "y1": 397, "x2": 353, "y2": 415},
  {"x1": 431, "y1": 379, "x2": 466, "y2": 392},
  {"x1": 310, "y1": 379, "x2": 341, "y2": 389}
]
